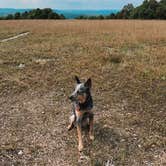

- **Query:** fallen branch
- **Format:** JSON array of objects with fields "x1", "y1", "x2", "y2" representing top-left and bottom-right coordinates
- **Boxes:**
[{"x1": 0, "y1": 32, "x2": 30, "y2": 43}]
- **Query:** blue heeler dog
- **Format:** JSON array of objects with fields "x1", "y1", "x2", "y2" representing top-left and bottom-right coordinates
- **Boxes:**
[{"x1": 68, "y1": 76, "x2": 94, "y2": 152}]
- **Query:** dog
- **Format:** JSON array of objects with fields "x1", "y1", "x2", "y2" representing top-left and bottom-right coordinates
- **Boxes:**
[{"x1": 68, "y1": 76, "x2": 94, "y2": 152}]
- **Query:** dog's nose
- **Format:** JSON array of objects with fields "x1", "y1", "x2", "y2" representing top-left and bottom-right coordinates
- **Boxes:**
[{"x1": 69, "y1": 95, "x2": 74, "y2": 101}]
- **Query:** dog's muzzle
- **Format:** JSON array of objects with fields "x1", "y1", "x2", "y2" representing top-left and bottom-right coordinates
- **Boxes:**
[{"x1": 69, "y1": 95, "x2": 75, "y2": 101}]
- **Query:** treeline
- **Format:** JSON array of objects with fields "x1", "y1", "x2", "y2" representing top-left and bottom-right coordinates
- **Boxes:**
[
  {"x1": 0, "y1": 8, "x2": 65, "y2": 20},
  {"x1": 77, "y1": 0, "x2": 166, "y2": 19}
]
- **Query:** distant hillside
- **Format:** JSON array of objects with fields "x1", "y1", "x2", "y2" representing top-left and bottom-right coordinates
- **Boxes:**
[
  {"x1": 55, "y1": 9, "x2": 119, "y2": 19},
  {"x1": 0, "y1": 8, "x2": 119, "y2": 19},
  {"x1": 0, "y1": 8, "x2": 31, "y2": 16}
]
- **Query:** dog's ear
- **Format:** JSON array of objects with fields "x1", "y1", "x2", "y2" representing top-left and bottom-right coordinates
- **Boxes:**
[
  {"x1": 85, "y1": 78, "x2": 92, "y2": 89},
  {"x1": 74, "y1": 76, "x2": 81, "y2": 84}
]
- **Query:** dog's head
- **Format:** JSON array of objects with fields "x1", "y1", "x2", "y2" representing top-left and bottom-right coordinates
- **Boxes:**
[{"x1": 69, "y1": 76, "x2": 92, "y2": 104}]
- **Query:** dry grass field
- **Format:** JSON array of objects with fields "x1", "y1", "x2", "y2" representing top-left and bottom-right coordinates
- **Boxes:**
[{"x1": 0, "y1": 20, "x2": 166, "y2": 166}]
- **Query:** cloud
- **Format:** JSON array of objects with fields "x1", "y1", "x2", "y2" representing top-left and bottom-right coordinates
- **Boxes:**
[{"x1": 0, "y1": 0, "x2": 144, "y2": 9}]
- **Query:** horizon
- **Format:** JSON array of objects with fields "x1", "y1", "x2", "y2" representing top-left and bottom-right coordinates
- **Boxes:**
[
  {"x1": 0, "y1": 8, "x2": 120, "y2": 19},
  {"x1": 0, "y1": 0, "x2": 143, "y2": 10}
]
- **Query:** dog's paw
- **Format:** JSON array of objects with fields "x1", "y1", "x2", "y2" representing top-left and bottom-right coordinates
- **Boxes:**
[
  {"x1": 78, "y1": 144, "x2": 83, "y2": 152},
  {"x1": 89, "y1": 135, "x2": 94, "y2": 141},
  {"x1": 67, "y1": 124, "x2": 74, "y2": 131},
  {"x1": 67, "y1": 125, "x2": 71, "y2": 131}
]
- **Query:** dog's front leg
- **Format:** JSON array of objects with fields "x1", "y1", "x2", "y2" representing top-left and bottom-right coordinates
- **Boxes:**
[
  {"x1": 89, "y1": 112, "x2": 94, "y2": 140},
  {"x1": 77, "y1": 122, "x2": 83, "y2": 152},
  {"x1": 67, "y1": 114, "x2": 75, "y2": 131},
  {"x1": 76, "y1": 110, "x2": 83, "y2": 152}
]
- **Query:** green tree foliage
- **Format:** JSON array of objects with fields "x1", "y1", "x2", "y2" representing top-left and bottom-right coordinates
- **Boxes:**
[
  {"x1": 2, "y1": 8, "x2": 65, "y2": 20},
  {"x1": 131, "y1": 0, "x2": 159, "y2": 19},
  {"x1": 76, "y1": 15, "x2": 104, "y2": 19},
  {"x1": 156, "y1": 0, "x2": 166, "y2": 19},
  {"x1": 14, "y1": 12, "x2": 21, "y2": 19},
  {"x1": 117, "y1": 3, "x2": 134, "y2": 19},
  {"x1": 6, "y1": 14, "x2": 14, "y2": 20},
  {"x1": 77, "y1": 0, "x2": 166, "y2": 19}
]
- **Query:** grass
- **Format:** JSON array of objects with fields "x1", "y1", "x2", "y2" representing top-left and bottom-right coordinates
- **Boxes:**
[{"x1": 0, "y1": 20, "x2": 166, "y2": 165}]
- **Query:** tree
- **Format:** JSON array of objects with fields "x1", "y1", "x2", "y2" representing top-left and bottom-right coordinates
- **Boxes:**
[
  {"x1": 98, "y1": 15, "x2": 104, "y2": 19},
  {"x1": 21, "y1": 11, "x2": 28, "y2": 19},
  {"x1": 156, "y1": 0, "x2": 166, "y2": 19},
  {"x1": 121, "y1": 3, "x2": 134, "y2": 19},
  {"x1": 14, "y1": 12, "x2": 21, "y2": 19},
  {"x1": 107, "y1": 13, "x2": 116, "y2": 19},
  {"x1": 60, "y1": 14, "x2": 65, "y2": 19},
  {"x1": 129, "y1": 0, "x2": 162, "y2": 19},
  {"x1": 6, "y1": 14, "x2": 13, "y2": 20}
]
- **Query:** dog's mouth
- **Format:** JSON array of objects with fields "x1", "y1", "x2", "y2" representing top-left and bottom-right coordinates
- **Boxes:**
[{"x1": 69, "y1": 93, "x2": 87, "y2": 104}]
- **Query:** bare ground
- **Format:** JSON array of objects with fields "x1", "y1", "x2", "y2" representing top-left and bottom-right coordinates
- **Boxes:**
[{"x1": 0, "y1": 20, "x2": 166, "y2": 166}]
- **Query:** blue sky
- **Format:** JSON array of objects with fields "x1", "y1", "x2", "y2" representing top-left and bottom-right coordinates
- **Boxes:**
[{"x1": 0, "y1": 0, "x2": 144, "y2": 9}]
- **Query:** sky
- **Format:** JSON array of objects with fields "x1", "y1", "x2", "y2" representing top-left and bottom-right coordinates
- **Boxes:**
[{"x1": 0, "y1": 0, "x2": 144, "y2": 9}]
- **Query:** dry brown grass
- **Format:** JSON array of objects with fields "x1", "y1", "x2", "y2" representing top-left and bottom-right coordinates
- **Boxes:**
[{"x1": 0, "y1": 20, "x2": 166, "y2": 165}]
